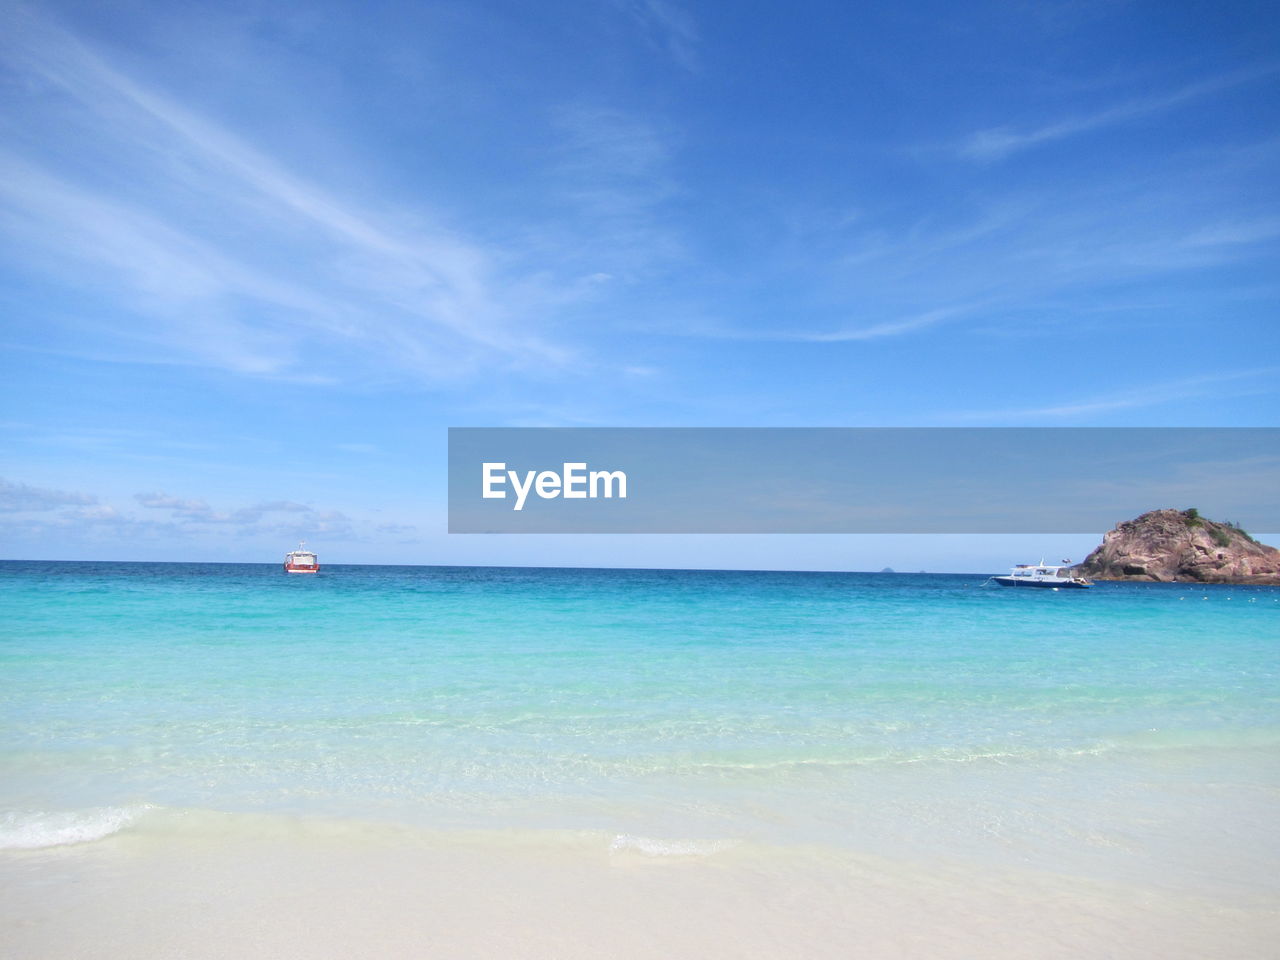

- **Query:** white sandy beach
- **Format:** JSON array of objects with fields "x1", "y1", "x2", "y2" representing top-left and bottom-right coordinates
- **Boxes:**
[{"x1": 2, "y1": 812, "x2": 1277, "y2": 960}]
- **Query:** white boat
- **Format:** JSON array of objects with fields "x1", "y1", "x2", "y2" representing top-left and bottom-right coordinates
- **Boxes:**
[
  {"x1": 283, "y1": 542, "x2": 319, "y2": 574},
  {"x1": 992, "y1": 560, "x2": 1090, "y2": 589}
]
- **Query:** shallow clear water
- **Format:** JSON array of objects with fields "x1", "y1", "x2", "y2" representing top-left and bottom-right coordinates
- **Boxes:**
[{"x1": 2, "y1": 561, "x2": 1277, "y2": 893}]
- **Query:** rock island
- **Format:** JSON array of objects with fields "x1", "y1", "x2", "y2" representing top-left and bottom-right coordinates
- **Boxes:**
[{"x1": 1075, "y1": 508, "x2": 1280, "y2": 584}]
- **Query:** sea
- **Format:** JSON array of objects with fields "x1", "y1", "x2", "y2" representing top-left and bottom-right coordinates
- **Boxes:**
[{"x1": 2, "y1": 561, "x2": 1278, "y2": 957}]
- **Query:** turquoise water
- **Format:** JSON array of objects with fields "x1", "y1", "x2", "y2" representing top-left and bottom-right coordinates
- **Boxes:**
[{"x1": 2, "y1": 561, "x2": 1278, "y2": 889}]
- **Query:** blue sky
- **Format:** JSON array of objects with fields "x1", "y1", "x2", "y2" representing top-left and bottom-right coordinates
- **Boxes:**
[{"x1": 1, "y1": 0, "x2": 1277, "y2": 568}]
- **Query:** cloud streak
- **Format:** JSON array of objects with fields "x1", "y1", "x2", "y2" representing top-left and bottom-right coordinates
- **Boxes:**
[
  {"x1": 0, "y1": 478, "x2": 98, "y2": 512},
  {"x1": 960, "y1": 65, "x2": 1279, "y2": 161},
  {"x1": 615, "y1": 0, "x2": 699, "y2": 70},
  {"x1": 0, "y1": 478, "x2": 379, "y2": 551},
  {"x1": 135, "y1": 491, "x2": 350, "y2": 527},
  {"x1": 946, "y1": 367, "x2": 1280, "y2": 422},
  {"x1": 545, "y1": 104, "x2": 683, "y2": 279},
  {"x1": 775, "y1": 306, "x2": 973, "y2": 343},
  {"x1": 674, "y1": 304, "x2": 974, "y2": 343},
  {"x1": 0, "y1": 8, "x2": 573, "y2": 381}
]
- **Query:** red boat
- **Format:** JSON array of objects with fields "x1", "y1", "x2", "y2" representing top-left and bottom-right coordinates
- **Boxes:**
[{"x1": 283, "y1": 543, "x2": 319, "y2": 574}]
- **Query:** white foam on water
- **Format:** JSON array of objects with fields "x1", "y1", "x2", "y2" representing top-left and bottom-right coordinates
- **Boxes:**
[
  {"x1": 608, "y1": 833, "x2": 737, "y2": 858},
  {"x1": 0, "y1": 805, "x2": 153, "y2": 850}
]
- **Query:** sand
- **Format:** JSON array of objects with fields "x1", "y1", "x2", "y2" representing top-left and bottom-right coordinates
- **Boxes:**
[{"x1": 2, "y1": 814, "x2": 1275, "y2": 959}]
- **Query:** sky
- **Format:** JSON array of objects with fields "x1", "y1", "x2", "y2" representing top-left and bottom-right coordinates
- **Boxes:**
[{"x1": 1, "y1": 0, "x2": 1277, "y2": 569}]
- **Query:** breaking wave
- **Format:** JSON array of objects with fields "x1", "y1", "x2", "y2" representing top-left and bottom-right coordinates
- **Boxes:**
[
  {"x1": 0, "y1": 805, "x2": 153, "y2": 850},
  {"x1": 608, "y1": 833, "x2": 737, "y2": 858}
]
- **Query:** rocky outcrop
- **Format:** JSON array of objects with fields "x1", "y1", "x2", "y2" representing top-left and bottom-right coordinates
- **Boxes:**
[{"x1": 1075, "y1": 509, "x2": 1280, "y2": 584}]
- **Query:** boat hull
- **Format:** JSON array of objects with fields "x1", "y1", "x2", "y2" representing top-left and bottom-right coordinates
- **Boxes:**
[{"x1": 992, "y1": 576, "x2": 1088, "y2": 589}]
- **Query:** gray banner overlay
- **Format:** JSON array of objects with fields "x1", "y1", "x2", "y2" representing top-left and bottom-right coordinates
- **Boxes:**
[{"x1": 448, "y1": 428, "x2": 1280, "y2": 533}]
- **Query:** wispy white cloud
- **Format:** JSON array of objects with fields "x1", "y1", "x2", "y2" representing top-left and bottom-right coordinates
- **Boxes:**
[
  {"x1": 959, "y1": 65, "x2": 1279, "y2": 161},
  {"x1": 62, "y1": 504, "x2": 124, "y2": 522},
  {"x1": 0, "y1": 478, "x2": 97, "y2": 512},
  {"x1": 781, "y1": 305, "x2": 973, "y2": 343},
  {"x1": 946, "y1": 367, "x2": 1280, "y2": 422},
  {"x1": 135, "y1": 492, "x2": 212, "y2": 514},
  {"x1": 545, "y1": 104, "x2": 682, "y2": 278},
  {"x1": 0, "y1": 480, "x2": 363, "y2": 549},
  {"x1": 134, "y1": 491, "x2": 349, "y2": 528},
  {"x1": 704, "y1": 136, "x2": 1279, "y2": 347},
  {"x1": 0, "y1": 8, "x2": 573, "y2": 381},
  {"x1": 673, "y1": 304, "x2": 973, "y2": 343},
  {"x1": 1181, "y1": 218, "x2": 1280, "y2": 249},
  {"x1": 0, "y1": 154, "x2": 323, "y2": 375},
  {"x1": 614, "y1": 0, "x2": 699, "y2": 70}
]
